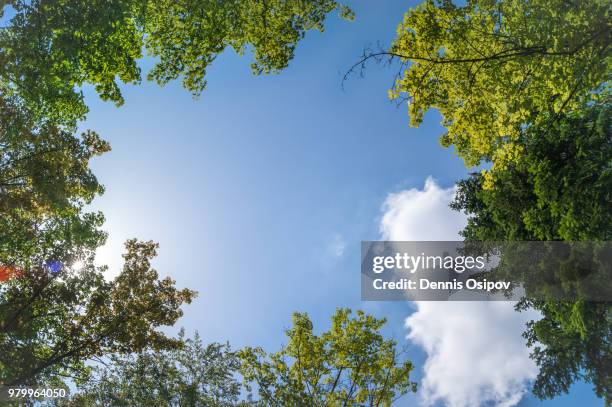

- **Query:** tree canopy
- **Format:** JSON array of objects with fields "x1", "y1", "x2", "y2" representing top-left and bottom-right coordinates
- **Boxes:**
[
  {"x1": 0, "y1": 238, "x2": 196, "y2": 387},
  {"x1": 239, "y1": 308, "x2": 417, "y2": 406},
  {"x1": 0, "y1": 0, "x2": 353, "y2": 388},
  {"x1": 385, "y1": 0, "x2": 610, "y2": 178},
  {"x1": 1, "y1": 0, "x2": 609, "y2": 404},
  {"x1": 61, "y1": 331, "x2": 243, "y2": 407},
  {"x1": 451, "y1": 99, "x2": 611, "y2": 242},
  {"x1": 0, "y1": 0, "x2": 352, "y2": 128},
  {"x1": 0, "y1": 88, "x2": 195, "y2": 388},
  {"x1": 391, "y1": 2, "x2": 612, "y2": 403},
  {"x1": 451, "y1": 100, "x2": 612, "y2": 404}
]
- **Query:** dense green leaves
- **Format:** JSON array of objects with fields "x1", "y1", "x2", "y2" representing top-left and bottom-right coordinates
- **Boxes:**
[
  {"x1": 451, "y1": 100, "x2": 612, "y2": 404},
  {"x1": 146, "y1": 0, "x2": 353, "y2": 94},
  {"x1": 452, "y1": 100, "x2": 611, "y2": 242},
  {"x1": 519, "y1": 299, "x2": 611, "y2": 404},
  {"x1": 388, "y1": 0, "x2": 610, "y2": 176},
  {"x1": 0, "y1": 96, "x2": 109, "y2": 216},
  {"x1": 62, "y1": 331, "x2": 242, "y2": 407},
  {"x1": 0, "y1": 239, "x2": 196, "y2": 387},
  {"x1": 0, "y1": 0, "x2": 143, "y2": 126},
  {"x1": 0, "y1": 97, "x2": 195, "y2": 386},
  {"x1": 239, "y1": 308, "x2": 417, "y2": 406},
  {"x1": 0, "y1": 0, "x2": 351, "y2": 128}
]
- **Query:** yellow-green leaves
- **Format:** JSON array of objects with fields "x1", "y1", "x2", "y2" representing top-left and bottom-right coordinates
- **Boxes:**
[
  {"x1": 390, "y1": 0, "x2": 610, "y2": 170},
  {"x1": 239, "y1": 308, "x2": 417, "y2": 406},
  {"x1": 145, "y1": 0, "x2": 351, "y2": 95},
  {"x1": 453, "y1": 100, "x2": 611, "y2": 242}
]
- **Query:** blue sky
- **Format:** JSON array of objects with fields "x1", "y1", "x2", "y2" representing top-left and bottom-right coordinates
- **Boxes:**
[{"x1": 80, "y1": 2, "x2": 601, "y2": 406}]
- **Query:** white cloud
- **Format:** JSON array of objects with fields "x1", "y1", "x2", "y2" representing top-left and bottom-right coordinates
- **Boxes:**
[
  {"x1": 406, "y1": 302, "x2": 538, "y2": 407},
  {"x1": 380, "y1": 177, "x2": 467, "y2": 241},
  {"x1": 379, "y1": 177, "x2": 539, "y2": 407}
]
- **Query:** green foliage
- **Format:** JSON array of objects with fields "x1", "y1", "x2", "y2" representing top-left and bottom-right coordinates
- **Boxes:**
[
  {"x1": 146, "y1": 0, "x2": 353, "y2": 93},
  {"x1": 0, "y1": 0, "x2": 351, "y2": 128},
  {"x1": 239, "y1": 308, "x2": 417, "y2": 406},
  {"x1": 426, "y1": 2, "x2": 612, "y2": 400},
  {"x1": 452, "y1": 100, "x2": 611, "y2": 241},
  {"x1": 0, "y1": 0, "x2": 352, "y2": 391},
  {"x1": 0, "y1": 98, "x2": 195, "y2": 387},
  {"x1": 59, "y1": 309, "x2": 413, "y2": 406},
  {"x1": 519, "y1": 299, "x2": 611, "y2": 405},
  {"x1": 0, "y1": 0, "x2": 352, "y2": 395},
  {"x1": 389, "y1": 0, "x2": 610, "y2": 173},
  {"x1": 451, "y1": 101, "x2": 612, "y2": 404},
  {"x1": 0, "y1": 239, "x2": 196, "y2": 387},
  {"x1": 0, "y1": 95, "x2": 108, "y2": 273},
  {"x1": 0, "y1": 96, "x2": 109, "y2": 215},
  {"x1": 60, "y1": 331, "x2": 243, "y2": 407}
]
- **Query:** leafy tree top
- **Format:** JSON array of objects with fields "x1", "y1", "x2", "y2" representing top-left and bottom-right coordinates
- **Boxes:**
[
  {"x1": 0, "y1": 0, "x2": 353, "y2": 128},
  {"x1": 452, "y1": 98, "x2": 611, "y2": 241},
  {"x1": 385, "y1": 0, "x2": 610, "y2": 175},
  {"x1": 450, "y1": 100, "x2": 611, "y2": 404},
  {"x1": 62, "y1": 330, "x2": 243, "y2": 407},
  {"x1": 239, "y1": 308, "x2": 417, "y2": 406},
  {"x1": 0, "y1": 239, "x2": 196, "y2": 387}
]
